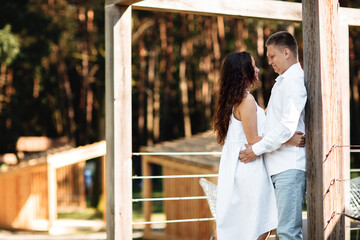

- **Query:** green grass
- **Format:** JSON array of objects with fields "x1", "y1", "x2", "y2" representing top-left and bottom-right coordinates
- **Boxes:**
[{"x1": 58, "y1": 208, "x2": 103, "y2": 220}]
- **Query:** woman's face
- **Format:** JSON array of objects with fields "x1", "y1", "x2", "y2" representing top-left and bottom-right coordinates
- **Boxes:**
[{"x1": 251, "y1": 57, "x2": 260, "y2": 81}]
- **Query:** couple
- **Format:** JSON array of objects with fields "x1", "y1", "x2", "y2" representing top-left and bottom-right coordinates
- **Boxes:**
[{"x1": 213, "y1": 31, "x2": 307, "y2": 239}]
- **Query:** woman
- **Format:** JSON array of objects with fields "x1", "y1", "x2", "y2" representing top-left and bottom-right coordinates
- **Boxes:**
[{"x1": 213, "y1": 51, "x2": 304, "y2": 239}]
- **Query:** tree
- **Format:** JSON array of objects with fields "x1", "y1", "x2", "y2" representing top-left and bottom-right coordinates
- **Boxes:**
[{"x1": 0, "y1": 24, "x2": 19, "y2": 114}]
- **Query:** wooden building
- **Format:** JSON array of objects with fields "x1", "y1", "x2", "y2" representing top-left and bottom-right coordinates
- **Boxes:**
[
  {"x1": 0, "y1": 141, "x2": 106, "y2": 231},
  {"x1": 140, "y1": 131, "x2": 220, "y2": 240}
]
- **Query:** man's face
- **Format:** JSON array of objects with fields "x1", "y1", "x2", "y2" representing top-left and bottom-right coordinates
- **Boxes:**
[{"x1": 266, "y1": 44, "x2": 287, "y2": 75}]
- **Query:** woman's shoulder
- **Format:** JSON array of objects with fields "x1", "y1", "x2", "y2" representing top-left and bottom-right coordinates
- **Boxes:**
[
  {"x1": 235, "y1": 92, "x2": 256, "y2": 114},
  {"x1": 240, "y1": 92, "x2": 256, "y2": 106}
]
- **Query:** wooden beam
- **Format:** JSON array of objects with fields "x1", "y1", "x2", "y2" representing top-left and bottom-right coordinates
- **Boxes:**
[
  {"x1": 132, "y1": 0, "x2": 302, "y2": 22},
  {"x1": 105, "y1": 4, "x2": 132, "y2": 240},
  {"x1": 303, "y1": 0, "x2": 349, "y2": 238},
  {"x1": 105, "y1": 0, "x2": 143, "y2": 7},
  {"x1": 340, "y1": 7, "x2": 360, "y2": 26},
  {"x1": 47, "y1": 141, "x2": 106, "y2": 169},
  {"x1": 132, "y1": 0, "x2": 360, "y2": 27}
]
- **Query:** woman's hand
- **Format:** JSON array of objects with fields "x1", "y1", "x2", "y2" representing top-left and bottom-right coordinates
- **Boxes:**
[{"x1": 285, "y1": 131, "x2": 305, "y2": 147}]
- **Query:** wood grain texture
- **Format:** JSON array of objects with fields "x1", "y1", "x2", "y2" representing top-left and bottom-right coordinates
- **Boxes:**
[
  {"x1": 105, "y1": 4, "x2": 133, "y2": 240},
  {"x1": 133, "y1": 0, "x2": 302, "y2": 21},
  {"x1": 303, "y1": 0, "x2": 349, "y2": 238},
  {"x1": 105, "y1": 0, "x2": 143, "y2": 6}
]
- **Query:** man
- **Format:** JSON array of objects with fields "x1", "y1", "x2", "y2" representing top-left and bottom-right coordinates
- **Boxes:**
[{"x1": 239, "y1": 31, "x2": 307, "y2": 239}]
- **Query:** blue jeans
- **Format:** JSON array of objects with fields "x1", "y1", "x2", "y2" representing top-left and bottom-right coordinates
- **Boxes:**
[{"x1": 271, "y1": 169, "x2": 306, "y2": 240}]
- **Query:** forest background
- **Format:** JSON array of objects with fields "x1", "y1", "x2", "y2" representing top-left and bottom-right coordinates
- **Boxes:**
[{"x1": 1, "y1": 0, "x2": 360, "y2": 206}]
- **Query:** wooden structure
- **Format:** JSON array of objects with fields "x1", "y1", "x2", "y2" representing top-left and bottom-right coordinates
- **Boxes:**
[
  {"x1": 140, "y1": 131, "x2": 220, "y2": 240},
  {"x1": 105, "y1": 0, "x2": 360, "y2": 239},
  {"x1": 0, "y1": 141, "x2": 106, "y2": 231}
]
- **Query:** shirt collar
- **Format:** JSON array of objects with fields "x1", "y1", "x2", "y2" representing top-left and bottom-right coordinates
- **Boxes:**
[{"x1": 279, "y1": 62, "x2": 301, "y2": 80}]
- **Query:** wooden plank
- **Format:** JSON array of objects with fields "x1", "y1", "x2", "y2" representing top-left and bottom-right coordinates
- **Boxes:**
[
  {"x1": 142, "y1": 159, "x2": 152, "y2": 234},
  {"x1": 133, "y1": 0, "x2": 302, "y2": 22},
  {"x1": 102, "y1": 156, "x2": 106, "y2": 221},
  {"x1": 338, "y1": 19, "x2": 351, "y2": 240},
  {"x1": 303, "y1": 0, "x2": 348, "y2": 238},
  {"x1": 142, "y1": 155, "x2": 218, "y2": 174},
  {"x1": 132, "y1": 0, "x2": 360, "y2": 27},
  {"x1": 340, "y1": 7, "x2": 360, "y2": 26},
  {"x1": 47, "y1": 164, "x2": 57, "y2": 232},
  {"x1": 47, "y1": 141, "x2": 106, "y2": 169},
  {"x1": 105, "y1": 0, "x2": 142, "y2": 6},
  {"x1": 0, "y1": 161, "x2": 47, "y2": 176},
  {"x1": 105, "y1": 4, "x2": 132, "y2": 240}
]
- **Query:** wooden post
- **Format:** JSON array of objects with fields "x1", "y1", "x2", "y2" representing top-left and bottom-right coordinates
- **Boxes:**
[
  {"x1": 105, "y1": 3, "x2": 132, "y2": 240},
  {"x1": 47, "y1": 164, "x2": 57, "y2": 233},
  {"x1": 338, "y1": 18, "x2": 351, "y2": 240},
  {"x1": 142, "y1": 159, "x2": 152, "y2": 234},
  {"x1": 102, "y1": 155, "x2": 106, "y2": 222},
  {"x1": 303, "y1": 0, "x2": 349, "y2": 238}
]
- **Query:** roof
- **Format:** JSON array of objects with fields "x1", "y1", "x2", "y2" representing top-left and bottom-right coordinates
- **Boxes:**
[{"x1": 140, "y1": 131, "x2": 222, "y2": 169}]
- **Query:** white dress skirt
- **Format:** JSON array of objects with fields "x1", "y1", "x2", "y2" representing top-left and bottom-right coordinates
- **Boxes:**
[{"x1": 216, "y1": 105, "x2": 278, "y2": 239}]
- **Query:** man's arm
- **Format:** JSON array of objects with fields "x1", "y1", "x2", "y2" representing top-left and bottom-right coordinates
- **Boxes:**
[
  {"x1": 252, "y1": 77, "x2": 307, "y2": 156},
  {"x1": 239, "y1": 77, "x2": 306, "y2": 163}
]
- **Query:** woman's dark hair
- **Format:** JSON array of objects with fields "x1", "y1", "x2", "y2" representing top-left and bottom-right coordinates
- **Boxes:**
[
  {"x1": 213, "y1": 51, "x2": 257, "y2": 145},
  {"x1": 265, "y1": 31, "x2": 298, "y2": 58}
]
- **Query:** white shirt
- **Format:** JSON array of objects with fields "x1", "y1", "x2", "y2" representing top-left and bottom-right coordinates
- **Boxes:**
[{"x1": 252, "y1": 62, "x2": 307, "y2": 176}]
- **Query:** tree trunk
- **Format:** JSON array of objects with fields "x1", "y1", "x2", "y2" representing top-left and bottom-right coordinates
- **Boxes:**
[
  {"x1": 138, "y1": 31, "x2": 146, "y2": 145},
  {"x1": 153, "y1": 46, "x2": 161, "y2": 142},
  {"x1": 58, "y1": 54, "x2": 76, "y2": 141},
  {"x1": 159, "y1": 14, "x2": 174, "y2": 140},
  {"x1": 86, "y1": 9, "x2": 94, "y2": 133},
  {"x1": 78, "y1": 6, "x2": 89, "y2": 143},
  {"x1": 179, "y1": 14, "x2": 192, "y2": 137},
  {"x1": 147, "y1": 49, "x2": 156, "y2": 145},
  {"x1": 256, "y1": 22, "x2": 265, "y2": 108},
  {"x1": 217, "y1": 16, "x2": 225, "y2": 53},
  {"x1": 203, "y1": 17, "x2": 213, "y2": 124},
  {"x1": 235, "y1": 19, "x2": 247, "y2": 52},
  {"x1": 0, "y1": 62, "x2": 7, "y2": 114},
  {"x1": 212, "y1": 17, "x2": 221, "y2": 94}
]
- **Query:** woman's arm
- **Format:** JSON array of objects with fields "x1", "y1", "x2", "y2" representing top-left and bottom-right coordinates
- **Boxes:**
[{"x1": 234, "y1": 94, "x2": 262, "y2": 145}]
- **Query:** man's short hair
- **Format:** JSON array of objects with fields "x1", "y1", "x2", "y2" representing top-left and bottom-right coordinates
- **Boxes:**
[{"x1": 265, "y1": 31, "x2": 298, "y2": 58}]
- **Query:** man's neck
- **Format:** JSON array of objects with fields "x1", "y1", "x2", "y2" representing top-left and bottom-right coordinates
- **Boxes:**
[{"x1": 282, "y1": 59, "x2": 298, "y2": 74}]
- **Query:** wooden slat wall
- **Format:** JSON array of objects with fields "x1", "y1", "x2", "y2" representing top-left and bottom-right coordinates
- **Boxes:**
[
  {"x1": 0, "y1": 162, "x2": 86, "y2": 230},
  {"x1": 56, "y1": 162, "x2": 86, "y2": 212},
  {"x1": 143, "y1": 156, "x2": 216, "y2": 240},
  {"x1": 0, "y1": 163, "x2": 49, "y2": 231}
]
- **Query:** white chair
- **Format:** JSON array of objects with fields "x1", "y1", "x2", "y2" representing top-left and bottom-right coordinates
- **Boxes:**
[{"x1": 199, "y1": 178, "x2": 217, "y2": 240}]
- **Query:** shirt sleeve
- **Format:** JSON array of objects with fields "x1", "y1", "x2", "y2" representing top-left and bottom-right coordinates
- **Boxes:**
[{"x1": 252, "y1": 76, "x2": 307, "y2": 156}]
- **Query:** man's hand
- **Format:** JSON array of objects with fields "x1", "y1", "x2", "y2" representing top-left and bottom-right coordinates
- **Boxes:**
[{"x1": 239, "y1": 144, "x2": 258, "y2": 163}]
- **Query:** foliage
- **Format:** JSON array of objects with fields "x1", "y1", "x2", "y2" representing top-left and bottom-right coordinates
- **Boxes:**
[
  {"x1": 0, "y1": 0, "x2": 105, "y2": 153},
  {"x1": 0, "y1": 25, "x2": 20, "y2": 65}
]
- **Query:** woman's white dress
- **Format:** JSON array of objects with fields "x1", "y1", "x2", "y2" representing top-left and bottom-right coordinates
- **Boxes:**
[{"x1": 216, "y1": 104, "x2": 278, "y2": 239}]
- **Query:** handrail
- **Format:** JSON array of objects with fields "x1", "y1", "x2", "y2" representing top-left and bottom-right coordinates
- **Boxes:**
[
  {"x1": 133, "y1": 196, "x2": 208, "y2": 202},
  {"x1": 133, "y1": 173, "x2": 218, "y2": 179},
  {"x1": 132, "y1": 217, "x2": 215, "y2": 225}
]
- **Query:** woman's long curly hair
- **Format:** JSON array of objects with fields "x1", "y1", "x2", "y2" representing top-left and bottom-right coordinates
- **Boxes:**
[{"x1": 213, "y1": 51, "x2": 257, "y2": 145}]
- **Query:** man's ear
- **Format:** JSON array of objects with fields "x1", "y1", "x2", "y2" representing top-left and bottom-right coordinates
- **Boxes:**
[{"x1": 284, "y1": 48, "x2": 291, "y2": 59}]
